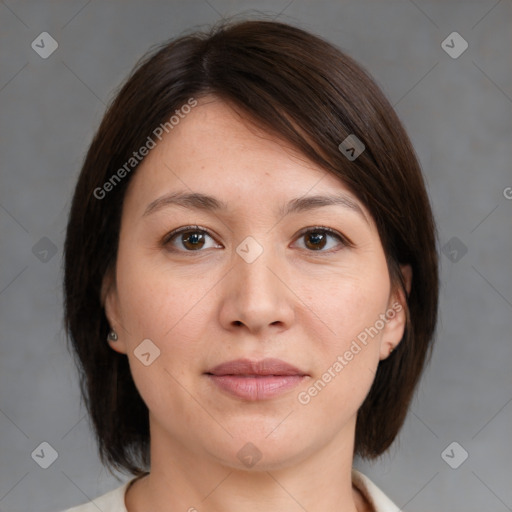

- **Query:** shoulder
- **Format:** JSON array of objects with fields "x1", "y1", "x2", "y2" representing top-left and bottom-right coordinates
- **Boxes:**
[
  {"x1": 352, "y1": 469, "x2": 401, "y2": 512},
  {"x1": 59, "y1": 479, "x2": 133, "y2": 512}
]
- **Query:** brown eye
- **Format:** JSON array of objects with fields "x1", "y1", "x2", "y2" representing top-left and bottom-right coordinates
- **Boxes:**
[
  {"x1": 304, "y1": 231, "x2": 328, "y2": 250},
  {"x1": 181, "y1": 230, "x2": 206, "y2": 250},
  {"x1": 163, "y1": 226, "x2": 220, "y2": 252},
  {"x1": 295, "y1": 227, "x2": 348, "y2": 252}
]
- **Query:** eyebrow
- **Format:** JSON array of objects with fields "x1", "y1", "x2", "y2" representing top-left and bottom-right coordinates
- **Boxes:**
[{"x1": 143, "y1": 191, "x2": 369, "y2": 224}]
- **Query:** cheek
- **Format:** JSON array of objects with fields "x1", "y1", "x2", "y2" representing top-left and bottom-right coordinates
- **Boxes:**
[
  {"x1": 114, "y1": 256, "x2": 212, "y2": 419},
  {"x1": 115, "y1": 246, "x2": 206, "y2": 338},
  {"x1": 114, "y1": 249, "x2": 219, "y2": 386},
  {"x1": 298, "y1": 261, "x2": 390, "y2": 408},
  {"x1": 296, "y1": 279, "x2": 388, "y2": 424},
  {"x1": 310, "y1": 264, "x2": 391, "y2": 347}
]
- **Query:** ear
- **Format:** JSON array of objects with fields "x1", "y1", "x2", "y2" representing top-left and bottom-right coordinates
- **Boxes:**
[
  {"x1": 379, "y1": 264, "x2": 412, "y2": 361},
  {"x1": 101, "y1": 267, "x2": 128, "y2": 355}
]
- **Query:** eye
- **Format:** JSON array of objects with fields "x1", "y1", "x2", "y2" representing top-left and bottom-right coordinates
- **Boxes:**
[
  {"x1": 162, "y1": 225, "x2": 222, "y2": 252},
  {"x1": 162, "y1": 225, "x2": 351, "y2": 253},
  {"x1": 293, "y1": 227, "x2": 350, "y2": 252}
]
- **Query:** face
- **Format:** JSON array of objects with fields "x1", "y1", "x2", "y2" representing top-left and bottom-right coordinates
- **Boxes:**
[{"x1": 103, "y1": 96, "x2": 410, "y2": 471}]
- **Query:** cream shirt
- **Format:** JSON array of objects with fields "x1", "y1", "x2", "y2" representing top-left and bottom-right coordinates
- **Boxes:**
[{"x1": 62, "y1": 469, "x2": 400, "y2": 512}]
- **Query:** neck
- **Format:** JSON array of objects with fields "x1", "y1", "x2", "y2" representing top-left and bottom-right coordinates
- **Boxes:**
[{"x1": 126, "y1": 416, "x2": 368, "y2": 512}]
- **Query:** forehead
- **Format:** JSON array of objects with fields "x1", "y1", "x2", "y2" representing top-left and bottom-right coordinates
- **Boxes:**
[
  {"x1": 155, "y1": 97, "x2": 316, "y2": 172},
  {"x1": 123, "y1": 97, "x2": 373, "y2": 224}
]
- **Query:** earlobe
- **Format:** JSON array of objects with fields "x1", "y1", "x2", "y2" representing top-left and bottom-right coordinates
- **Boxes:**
[
  {"x1": 106, "y1": 328, "x2": 126, "y2": 354},
  {"x1": 101, "y1": 269, "x2": 127, "y2": 354}
]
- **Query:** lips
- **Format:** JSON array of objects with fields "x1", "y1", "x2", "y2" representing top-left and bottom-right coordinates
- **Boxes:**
[
  {"x1": 207, "y1": 358, "x2": 306, "y2": 377},
  {"x1": 205, "y1": 358, "x2": 308, "y2": 401}
]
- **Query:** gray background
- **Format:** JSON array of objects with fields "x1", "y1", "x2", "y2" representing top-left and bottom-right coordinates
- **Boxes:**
[{"x1": 0, "y1": 1, "x2": 511, "y2": 511}]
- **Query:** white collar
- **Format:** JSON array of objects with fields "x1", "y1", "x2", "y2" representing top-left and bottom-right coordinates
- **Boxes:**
[{"x1": 64, "y1": 469, "x2": 400, "y2": 512}]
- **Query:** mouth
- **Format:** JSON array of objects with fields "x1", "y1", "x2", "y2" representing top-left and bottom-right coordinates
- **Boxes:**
[{"x1": 205, "y1": 358, "x2": 308, "y2": 401}]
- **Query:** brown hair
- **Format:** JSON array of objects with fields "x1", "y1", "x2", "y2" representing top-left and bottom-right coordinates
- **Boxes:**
[{"x1": 64, "y1": 18, "x2": 439, "y2": 476}]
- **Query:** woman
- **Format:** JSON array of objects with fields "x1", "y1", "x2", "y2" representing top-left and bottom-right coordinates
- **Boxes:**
[{"x1": 62, "y1": 19, "x2": 439, "y2": 512}]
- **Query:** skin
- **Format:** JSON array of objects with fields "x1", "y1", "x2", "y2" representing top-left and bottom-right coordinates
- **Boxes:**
[{"x1": 102, "y1": 96, "x2": 411, "y2": 512}]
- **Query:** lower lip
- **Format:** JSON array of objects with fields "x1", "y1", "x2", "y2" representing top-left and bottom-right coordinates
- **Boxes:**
[{"x1": 207, "y1": 374, "x2": 306, "y2": 401}]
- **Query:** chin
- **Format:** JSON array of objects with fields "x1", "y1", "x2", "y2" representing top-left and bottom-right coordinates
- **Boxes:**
[{"x1": 204, "y1": 424, "x2": 315, "y2": 472}]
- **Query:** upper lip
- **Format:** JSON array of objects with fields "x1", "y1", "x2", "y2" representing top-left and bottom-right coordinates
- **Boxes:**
[{"x1": 206, "y1": 358, "x2": 307, "y2": 376}]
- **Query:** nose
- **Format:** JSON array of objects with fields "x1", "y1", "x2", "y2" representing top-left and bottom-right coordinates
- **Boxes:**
[{"x1": 218, "y1": 240, "x2": 295, "y2": 335}]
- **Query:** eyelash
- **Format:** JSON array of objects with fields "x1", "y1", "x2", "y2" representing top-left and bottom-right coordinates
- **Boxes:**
[{"x1": 161, "y1": 225, "x2": 353, "y2": 254}]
